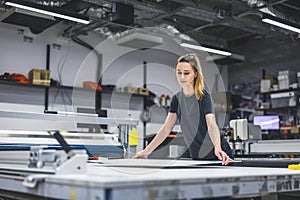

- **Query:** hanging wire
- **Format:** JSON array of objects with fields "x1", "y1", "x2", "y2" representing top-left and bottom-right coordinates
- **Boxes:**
[{"x1": 52, "y1": 23, "x2": 74, "y2": 111}]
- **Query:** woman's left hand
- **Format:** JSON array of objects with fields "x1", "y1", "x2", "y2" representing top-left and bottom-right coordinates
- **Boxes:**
[{"x1": 215, "y1": 149, "x2": 234, "y2": 165}]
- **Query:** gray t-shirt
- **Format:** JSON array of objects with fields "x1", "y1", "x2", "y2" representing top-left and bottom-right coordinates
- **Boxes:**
[{"x1": 169, "y1": 89, "x2": 217, "y2": 159}]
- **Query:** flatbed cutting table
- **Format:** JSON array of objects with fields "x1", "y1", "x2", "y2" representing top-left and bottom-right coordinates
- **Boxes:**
[{"x1": 1, "y1": 159, "x2": 300, "y2": 200}]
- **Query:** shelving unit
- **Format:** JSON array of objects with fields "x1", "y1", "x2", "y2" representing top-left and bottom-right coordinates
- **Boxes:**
[
  {"x1": 259, "y1": 87, "x2": 299, "y2": 112},
  {"x1": 0, "y1": 79, "x2": 148, "y2": 96},
  {"x1": 257, "y1": 87, "x2": 300, "y2": 137},
  {"x1": 0, "y1": 80, "x2": 147, "y2": 109}
]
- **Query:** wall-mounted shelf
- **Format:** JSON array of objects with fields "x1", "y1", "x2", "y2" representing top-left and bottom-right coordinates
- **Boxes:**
[
  {"x1": 0, "y1": 80, "x2": 147, "y2": 97},
  {"x1": 259, "y1": 86, "x2": 299, "y2": 109},
  {"x1": 0, "y1": 80, "x2": 146, "y2": 110},
  {"x1": 260, "y1": 87, "x2": 300, "y2": 94}
]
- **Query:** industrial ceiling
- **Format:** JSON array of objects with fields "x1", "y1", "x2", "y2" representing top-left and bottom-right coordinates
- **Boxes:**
[{"x1": 0, "y1": 0, "x2": 300, "y2": 82}]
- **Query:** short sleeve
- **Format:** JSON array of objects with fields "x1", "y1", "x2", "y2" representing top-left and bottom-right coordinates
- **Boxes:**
[
  {"x1": 202, "y1": 90, "x2": 214, "y2": 115},
  {"x1": 169, "y1": 95, "x2": 178, "y2": 113}
]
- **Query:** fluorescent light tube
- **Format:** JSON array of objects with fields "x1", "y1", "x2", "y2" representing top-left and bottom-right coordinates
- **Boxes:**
[
  {"x1": 262, "y1": 18, "x2": 300, "y2": 34},
  {"x1": 5, "y1": 1, "x2": 90, "y2": 24},
  {"x1": 180, "y1": 43, "x2": 232, "y2": 56}
]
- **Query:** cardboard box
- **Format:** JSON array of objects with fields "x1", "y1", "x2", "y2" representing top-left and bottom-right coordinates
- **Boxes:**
[
  {"x1": 138, "y1": 88, "x2": 149, "y2": 96},
  {"x1": 29, "y1": 69, "x2": 50, "y2": 86},
  {"x1": 278, "y1": 70, "x2": 296, "y2": 90},
  {"x1": 260, "y1": 79, "x2": 271, "y2": 93},
  {"x1": 212, "y1": 92, "x2": 233, "y2": 112}
]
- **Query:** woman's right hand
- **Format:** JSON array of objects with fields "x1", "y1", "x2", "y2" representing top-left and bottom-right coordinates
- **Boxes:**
[{"x1": 133, "y1": 150, "x2": 149, "y2": 159}]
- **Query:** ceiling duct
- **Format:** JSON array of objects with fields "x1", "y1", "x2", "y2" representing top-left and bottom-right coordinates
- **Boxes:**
[
  {"x1": 1, "y1": 0, "x2": 93, "y2": 34},
  {"x1": 111, "y1": 3, "x2": 134, "y2": 25},
  {"x1": 115, "y1": 31, "x2": 163, "y2": 49},
  {"x1": 206, "y1": 53, "x2": 245, "y2": 65},
  {"x1": 0, "y1": 7, "x2": 56, "y2": 34}
]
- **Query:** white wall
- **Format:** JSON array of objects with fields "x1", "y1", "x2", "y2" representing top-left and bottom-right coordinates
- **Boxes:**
[
  {"x1": 0, "y1": 23, "x2": 100, "y2": 87},
  {"x1": 0, "y1": 23, "x2": 227, "y2": 97},
  {"x1": 0, "y1": 22, "x2": 229, "y2": 151}
]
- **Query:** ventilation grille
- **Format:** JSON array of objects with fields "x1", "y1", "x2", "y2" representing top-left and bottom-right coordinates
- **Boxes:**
[{"x1": 115, "y1": 32, "x2": 163, "y2": 49}]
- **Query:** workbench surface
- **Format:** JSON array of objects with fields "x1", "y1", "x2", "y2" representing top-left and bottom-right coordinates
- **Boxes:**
[{"x1": 1, "y1": 159, "x2": 300, "y2": 200}]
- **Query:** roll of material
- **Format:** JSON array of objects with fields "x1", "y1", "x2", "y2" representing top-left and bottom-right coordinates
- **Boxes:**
[{"x1": 235, "y1": 158, "x2": 300, "y2": 168}]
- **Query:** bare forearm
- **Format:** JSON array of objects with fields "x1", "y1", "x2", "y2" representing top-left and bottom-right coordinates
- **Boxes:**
[
  {"x1": 206, "y1": 114, "x2": 221, "y2": 150},
  {"x1": 208, "y1": 126, "x2": 221, "y2": 150},
  {"x1": 205, "y1": 114, "x2": 232, "y2": 164}
]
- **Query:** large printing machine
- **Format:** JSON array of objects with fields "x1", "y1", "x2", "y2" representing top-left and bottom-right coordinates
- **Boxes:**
[
  {"x1": 1, "y1": 112, "x2": 300, "y2": 199},
  {"x1": 228, "y1": 119, "x2": 300, "y2": 159}
]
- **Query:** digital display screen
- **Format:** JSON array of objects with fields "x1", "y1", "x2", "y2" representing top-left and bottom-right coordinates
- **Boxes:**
[{"x1": 253, "y1": 115, "x2": 280, "y2": 130}]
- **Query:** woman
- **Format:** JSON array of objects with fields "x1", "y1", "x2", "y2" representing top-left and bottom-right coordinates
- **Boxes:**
[{"x1": 134, "y1": 53, "x2": 233, "y2": 165}]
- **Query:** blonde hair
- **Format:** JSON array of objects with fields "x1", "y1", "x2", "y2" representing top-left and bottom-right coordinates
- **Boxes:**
[{"x1": 176, "y1": 53, "x2": 204, "y2": 100}]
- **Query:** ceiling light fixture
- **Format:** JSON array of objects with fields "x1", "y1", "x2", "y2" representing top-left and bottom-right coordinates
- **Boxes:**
[
  {"x1": 4, "y1": 0, "x2": 90, "y2": 24},
  {"x1": 262, "y1": 14, "x2": 300, "y2": 34},
  {"x1": 180, "y1": 42, "x2": 232, "y2": 56}
]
